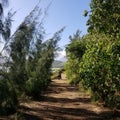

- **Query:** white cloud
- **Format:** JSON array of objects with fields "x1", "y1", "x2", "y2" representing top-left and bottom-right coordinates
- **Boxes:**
[
  {"x1": 55, "y1": 50, "x2": 66, "y2": 60},
  {"x1": 58, "y1": 50, "x2": 66, "y2": 57}
]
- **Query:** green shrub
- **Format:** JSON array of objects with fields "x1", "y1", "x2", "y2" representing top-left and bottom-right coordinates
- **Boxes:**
[
  {"x1": 0, "y1": 79, "x2": 18, "y2": 115},
  {"x1": 79, "y1": 33, "x2": 120, "y2": 107},
  {"x1": 65, "y1": 31, "x2": 86, "y2": 85},
  {"x1": 66, "y1": 32, "x2": 120, "y2": 107}
]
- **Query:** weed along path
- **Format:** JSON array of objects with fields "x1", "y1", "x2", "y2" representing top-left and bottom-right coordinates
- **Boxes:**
[{"x1": 1, "y1": 74, "x2": 119, "y2": 120}]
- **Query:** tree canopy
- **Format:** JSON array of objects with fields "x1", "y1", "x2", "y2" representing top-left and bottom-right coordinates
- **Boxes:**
[{"x1": 85, "y1": 0, "x2": 120, "y2": 38}]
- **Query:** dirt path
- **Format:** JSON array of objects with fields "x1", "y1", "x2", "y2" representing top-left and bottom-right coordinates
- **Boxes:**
[
  {"x1": 18, "y1": 74, "x2": 119, "y2": 120},
  {"x1": 1, "y1": 74, "x2": 120, "y2": 120}
]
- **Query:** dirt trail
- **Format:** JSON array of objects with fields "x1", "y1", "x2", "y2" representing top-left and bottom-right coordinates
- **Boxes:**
[
  {"x1": 18, "y1": 74, "x2": 119, "y2": 120},
  {"x1": 1, "y1": 74, "x2": 120, "y2": 120}
]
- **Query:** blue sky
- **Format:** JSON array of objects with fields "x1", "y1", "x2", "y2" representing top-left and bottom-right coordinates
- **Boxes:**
[{"x1": 6, "y1": 0, "x2": 91, "y2": 59}]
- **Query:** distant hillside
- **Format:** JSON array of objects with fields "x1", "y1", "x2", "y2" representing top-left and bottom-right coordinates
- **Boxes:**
[{"x1": 52, "y1": 60, "x2": 65, "y2": 68}]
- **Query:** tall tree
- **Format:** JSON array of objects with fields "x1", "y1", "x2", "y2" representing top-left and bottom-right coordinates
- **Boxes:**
[
  {"x1": 25, "y1": 28, "x2": 64, "y2": 98},
  {"x1": 10, "y1": 6, "x2": 40, "y2": 91},
  {"x1": 0, "y1": 0, "x2": 18, "y2": 115}
]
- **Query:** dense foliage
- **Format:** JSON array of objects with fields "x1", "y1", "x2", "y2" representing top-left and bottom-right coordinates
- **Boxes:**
[
  {"x1": 0, "y1": 2, "x2": 63, "y2": 115},
  {"x1": 66, "y1": 0, "x2": 120, "y2": 107},
  {"x1": 85, "y1": 0, "x2": 120, "y2": 38},
  {"x1": 79, "y1": 34, "x2": 120, "y2": 106},
  {"x1": 0, "y1": 0, "x2": 120, "y2": 115},
  {"x1": 65, "y1": 30, "x2": 86, "y2": 85},
  {"x1": 25, "y1": 28, "x2": 64, "y2": 98},
  {"x1": 0, "y1": 0, "x2": 18, "y2": 115}
]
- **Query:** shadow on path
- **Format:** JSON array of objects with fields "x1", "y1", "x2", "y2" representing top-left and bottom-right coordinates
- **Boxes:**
[{"x1": 1, "y1": 78, "x2": 119, "y2": 120}]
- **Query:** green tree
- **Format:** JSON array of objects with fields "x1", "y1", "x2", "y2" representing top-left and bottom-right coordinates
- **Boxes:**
[
  {"x1": 9, "y1": 4, "x2": 64, "y2": 98},
  {"x1": 66, "y1": 32, "x2": 120, "y2": 107},
  {"x1": 0, "y1": 1, "x2": 64, "y2": 114},
  {"x1": 66, "y1": 0, "x2": 120, "y2": 108},
  {"x1": 9, "y1": 6, "x2": 40, "y2": 91},
  {"x1": 79, "y1": 33, "x2": 120, "y2": 107},
  {"x1": 25, "y1": 28, "x2": 64, "y2": 98},
  {"x1": 65, "y1": 30, "x2": 86, "y2": 84},
  {"x1": 0, "y1": 0, "x2": 18, "y2": 115},
  {"x1": 85, "y1": 0, "x2": 120, "y2": 38}
]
